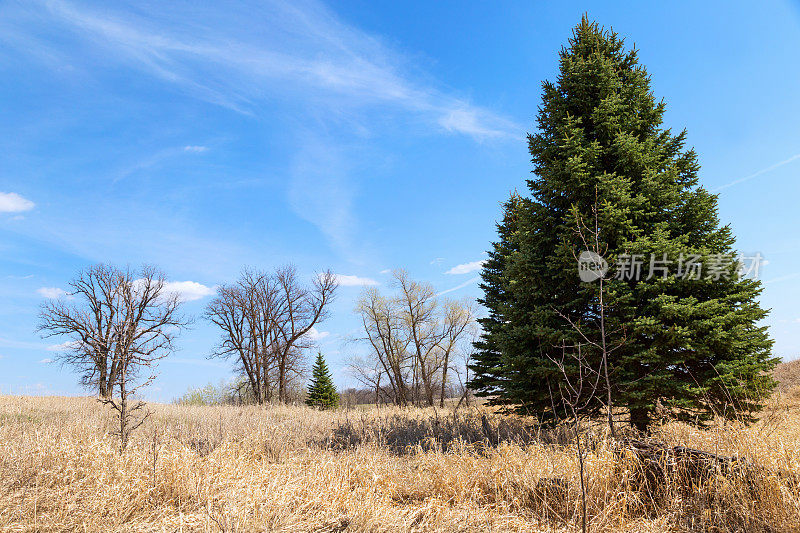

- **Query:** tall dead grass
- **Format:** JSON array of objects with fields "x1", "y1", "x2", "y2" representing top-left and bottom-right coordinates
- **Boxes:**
[
  {"x1": 775, "y1": 359, "x2": 800, "y2": 393},
  {"x1": 1, "y1": 394, "x2": 800, "y2": 532}
]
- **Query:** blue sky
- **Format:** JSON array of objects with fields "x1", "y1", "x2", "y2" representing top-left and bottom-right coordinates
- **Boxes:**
[{"x1": 1, "y1": 0, "x2": 799, "y2": 401}]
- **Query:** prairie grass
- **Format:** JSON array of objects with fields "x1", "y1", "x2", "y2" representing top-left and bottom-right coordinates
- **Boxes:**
[
  {"x1": 1, "y1": 394, "x2": 800, "y2": 532},
  {"x1": 775, "y1": 358, "x2": 800, "y2": 393}
]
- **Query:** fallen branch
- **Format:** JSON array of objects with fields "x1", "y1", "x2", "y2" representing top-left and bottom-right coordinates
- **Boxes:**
[{"x1": 615, "y1": 438, "x2": 798, "y2": 494}]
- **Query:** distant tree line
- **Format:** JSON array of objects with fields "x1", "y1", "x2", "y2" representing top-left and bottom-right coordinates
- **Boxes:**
[
  {"x1": 338, "y1": 383, "x2": 470, "y2": 408},
  {"x1": 37, "y1": 261, "x2": 485, "y2": 419}
]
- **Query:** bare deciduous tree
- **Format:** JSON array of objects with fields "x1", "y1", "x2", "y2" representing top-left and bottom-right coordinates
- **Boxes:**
[
  {"x1": 452, "y1": 326, "x2": 481, "y2": 409},
  {"x1": 351, "y1": 270, "x2": 476, "y2": 407},
  {"x1": 205, "y1": 269, "x2": 276, "y2": 404},
  {"x1": 37, "y1": 264, "x2": 121, "y2": 398},
  {"x1": 558, "y1": 189, "x2": 626, "y2": 438},
  {"x1": 206, "y1": 266, "x2": 337, "y2": 404},
  {"x1": 396, "y1": 271, "x2": 440, "y2": 406},
  {"x1": 39, "y1": 264, "x2": 188, "y2": 451},
  {"x1": 355, "y1": 285, "x2": 412, "y2": 405},
  {"x1": 274, "y1": 266, "x2": 337, "y2": 402},
  {"x1": 548, "y1": 342, "x2": 600, "y2": 533},
  {"x1": 38, "y1": 264, "x2": 186, "y2": 397},
  {"x1": 437, "y1": 299, "x2": 475, "y2": 407},
  {"x1": 545, "y1": 192, "x2": 632, "y2": 532}
]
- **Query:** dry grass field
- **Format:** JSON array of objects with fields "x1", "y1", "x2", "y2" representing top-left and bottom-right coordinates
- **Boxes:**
[{"x1": 3, "y1": 374, "x2": 800, "y2": 532}]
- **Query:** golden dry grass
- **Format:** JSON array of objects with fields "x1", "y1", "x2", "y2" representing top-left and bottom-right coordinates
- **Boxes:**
[
  {"x1": 2, "y1": 394, "x2": 800, "y2": 532},
  {"x1": 775, "y1": 359, "x2": 800, "y2": 393}
]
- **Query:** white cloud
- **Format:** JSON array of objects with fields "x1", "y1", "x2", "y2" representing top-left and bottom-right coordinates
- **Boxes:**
[
  {"x1": 438, "y1": 276, "x2": 480, "y2": 296},
  {"x1": 162, "y1": 281, "x2": 216, "y2": 302},
  {"x1": 305, "y1": 327, "x2": 330, "y2": 342},
  {"x1": 430, "y1": 258, "x2": 444, "y2": 265},
  {"x1": 332, "y1": 274, "x2": 379, "y2": 286},
  {"x1": 379, "y1": 269, "x2": 391, "y2": 275},
  {"x1": 184, "y1": 145, "x2": 208, "y2": 153},
  {"x1": 46, "y1": 341, "x2": 79, "y2": 352},
  {"x1": 445, "y1": 260, "x2": 486, "y2": 275},
  {"x1": 39, "y1": 358, "x2": 53, "y2": 364},
  {"x1": 0, "y1": 192, "x2": 35, "y2": 213},
  {"x1": 37, "y1": 287, "x2": 67, "y2": 299}
]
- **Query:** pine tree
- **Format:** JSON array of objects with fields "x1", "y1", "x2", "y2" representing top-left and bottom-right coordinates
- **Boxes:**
[
  {"x1": 470, "y1": 194, "x2": 520, "y2": 400},
  {"x1": 470, "y1": 17, "x2": 776, "y2": 430},
  {"x1": 306, "y1": 352, "x2": 339, "y2": 409}
]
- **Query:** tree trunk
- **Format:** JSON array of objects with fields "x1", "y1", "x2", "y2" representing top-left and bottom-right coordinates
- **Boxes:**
[
  {"x1": 630, "y1": 406, "x2": 650, "y2": 432},
  {"x1": 119, "y1": 374, "x2": 128, "y2": 451},
  {"x1": 278, "y1": 362, "x2": 286, "y2": 403},
  {"x1": 439, "y1": 354, "x2": 450, "y2": 408},
  {"x1": 99, "y1": 364, "x2": 110, "y2": 399}
]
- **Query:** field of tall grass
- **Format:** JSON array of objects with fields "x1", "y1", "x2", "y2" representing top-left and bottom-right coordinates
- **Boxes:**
[{"x1": 2, "y1": 375, "x2": 800, "y2": 532}]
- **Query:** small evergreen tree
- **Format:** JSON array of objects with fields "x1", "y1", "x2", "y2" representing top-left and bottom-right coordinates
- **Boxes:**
[
  {"x1": 470, "y1": 17, "x2": 777, "y2": 430},
  {"x1": 306, "y1": 352, "x2": 339, "y2": 409}
]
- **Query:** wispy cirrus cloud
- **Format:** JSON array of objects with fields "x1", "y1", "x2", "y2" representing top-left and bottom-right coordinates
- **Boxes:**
[
  {"x1": 288, "y1": 139, "x2": 357, "y2": 255},
  {"x1": 712, "y1": 153, "x2": 800, "y2": 192},
  {"x1": 162, "y1": 357, "x2": 227, "y2": 368},
  {"x1": 438, "y1": 276, "x2": 480, "y2": 296},
  {"x1": 764, "y1": 272, "x2": 800, "y2": 285},
  {"x1": 0, "y1": 0, "x2": 522, "y2": 260},
  {"x1": 445, "y1": 259, "x2": 486, "y2": 275},
  {"x1": 9, "y1": 0, "x2": 521, "y2": 141},
  {"x1": 38, "y1": 281, "x2": 213, "y2": 303},
  {"x1": 0, "y1": 337, "x2": 46, "y2": 350}
]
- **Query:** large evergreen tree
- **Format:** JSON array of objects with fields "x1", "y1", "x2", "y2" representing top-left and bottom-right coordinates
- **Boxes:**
[
  {"x1": 306, "y1": 352, "x2": 339, "y2": 409},
  {"x1": 470, "y1": 18, "x2": 776, "y2": 430}
]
